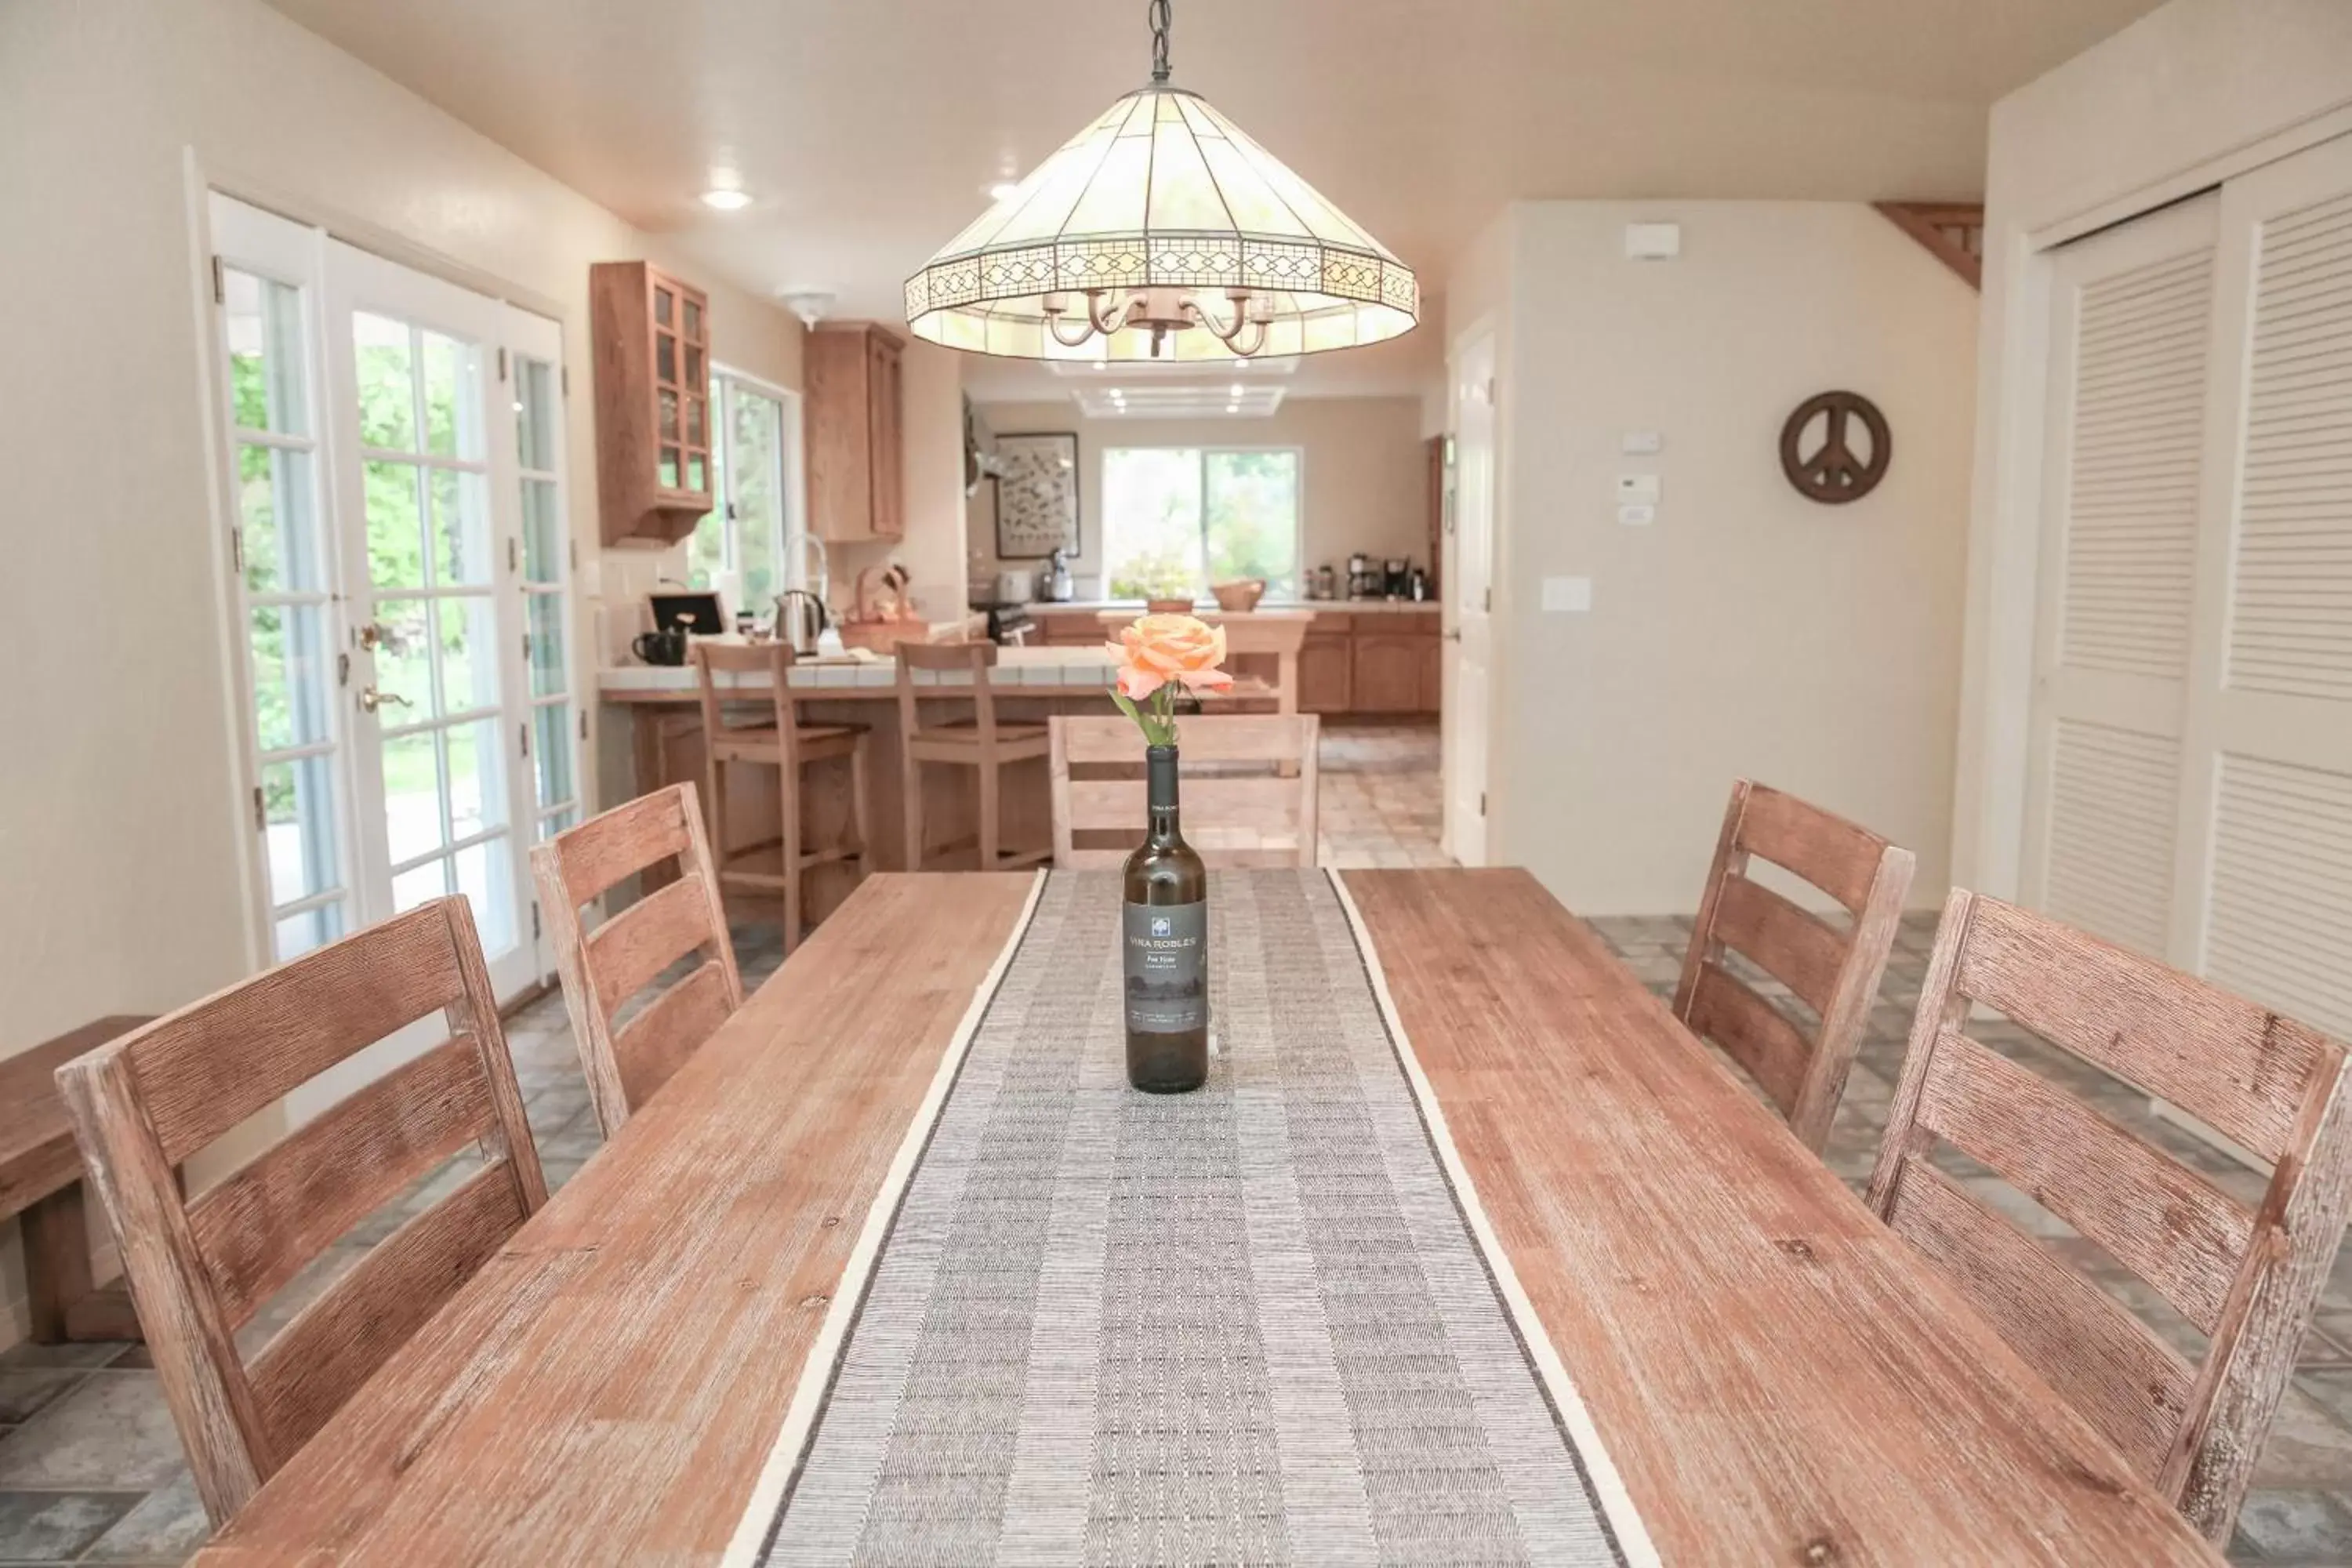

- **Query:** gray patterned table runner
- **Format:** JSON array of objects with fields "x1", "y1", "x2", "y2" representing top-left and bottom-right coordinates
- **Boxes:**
[{"x1": 740, "y1": 869, "x2": 1639, "y2": 1566}]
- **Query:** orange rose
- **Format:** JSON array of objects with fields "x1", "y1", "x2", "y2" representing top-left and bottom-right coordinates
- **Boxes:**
[{"x1": 1108, "y1": 613, "x2": 1234, "y2": 702}]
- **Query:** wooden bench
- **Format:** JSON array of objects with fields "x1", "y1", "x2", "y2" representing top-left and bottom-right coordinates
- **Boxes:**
[{"x1": 0, "y1": 1016, "x2": 152, "y2": 1342}]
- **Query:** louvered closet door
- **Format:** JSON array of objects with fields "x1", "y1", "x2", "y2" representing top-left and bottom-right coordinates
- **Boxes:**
[
  {"x1": 2020, "y1": 194, "x2": 2220, "y2": 958},
  {"x1": 2174, "y1": 133, "x2": 2352, "y2": 1041}
]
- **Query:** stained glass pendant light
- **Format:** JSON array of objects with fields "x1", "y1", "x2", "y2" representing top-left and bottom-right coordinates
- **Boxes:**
[{"x1": 906, "y1": 0, "x2": 1417, "y2": 362}]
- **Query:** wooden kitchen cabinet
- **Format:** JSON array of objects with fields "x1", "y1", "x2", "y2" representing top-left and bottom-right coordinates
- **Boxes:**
[
  {"x1": 590, "y1": 262, "x2": 714, "y2": 546},
  {"x1": 1299, "y1": 617, "x2": 1352, "y2": 713},
  {"x1": 1352, "y1": 632, "x2": 1431, "y2": 714},
  {"x1": 807, "y1": 322, "x2": 905, "y2": 542}
]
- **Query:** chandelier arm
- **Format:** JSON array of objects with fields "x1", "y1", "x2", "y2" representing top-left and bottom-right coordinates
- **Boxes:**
[
  {"x1": 1183, "y1": 292, "x2": 1243, "y2": 342},
  {"x1": 1046, "y1": 314, "x2": 1100, "y2": 349},
  {"x1": 1087, "y1": 290, "x2": 1140, "y2": 336},
  {"x1": 1231, "y1": 318, "x2": 1267, "y2": 358}
]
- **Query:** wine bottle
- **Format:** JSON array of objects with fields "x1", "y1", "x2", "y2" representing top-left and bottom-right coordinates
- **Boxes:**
[{"x1": 1122, "y1": 743, "x2": 1209, "y2": 1092}]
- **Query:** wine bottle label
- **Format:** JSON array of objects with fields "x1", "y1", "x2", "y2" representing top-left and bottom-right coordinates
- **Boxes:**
[{"x1": 1123, "y1": 901, "x2": 1207, "y2": 1034}]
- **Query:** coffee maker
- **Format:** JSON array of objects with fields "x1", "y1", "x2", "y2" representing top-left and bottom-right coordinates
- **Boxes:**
[
  {"x1": 1346, "y1": 552, "x2": 1382, "y2": 600},
  {"x1": 1383, "y1": 557, "x2": 1412, "y2": 597}
]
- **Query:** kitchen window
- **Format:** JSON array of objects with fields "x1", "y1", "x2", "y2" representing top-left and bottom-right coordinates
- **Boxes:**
[
  {"x1": 689, "y1": 370, "x2": 801, "y2": 611},
  {"x1": 1102, "y1": 448, "x2": 1301, "y2": 600}
]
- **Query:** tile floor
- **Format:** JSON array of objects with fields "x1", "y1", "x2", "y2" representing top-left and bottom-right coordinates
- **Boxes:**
[{"x1": 1, "y1": 722, "x2": 2343, "y2": 1563}]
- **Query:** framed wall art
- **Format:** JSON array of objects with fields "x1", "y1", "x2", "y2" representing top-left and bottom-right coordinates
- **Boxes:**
[{"x1": 993, "y1": 431, "x2": 1081, "y2": 559}]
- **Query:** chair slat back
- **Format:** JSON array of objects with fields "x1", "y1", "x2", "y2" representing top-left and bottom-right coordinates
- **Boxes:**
[
  {"x1": 895, "y1": 639, "x2": 1000, "y2": 738},
  {"x1": 1670, "y1": 779, "x2": 1915, "y2": 1150},
  {"x1": 530, "y1": 783, "x2": 742, "y2": 1137},
  {"x1": 1867, "y1": 889, "x2": 2352, "y2": 1544},
  {"x1": 695, "y1": 641, "x2": 803, "y2": 763},
  {"x1": 1048, "y1": 715, "x2": 1319, "y2": 869},
  {"x1": 56, "y1": 897, "x2": 546, "y2": 1526}
]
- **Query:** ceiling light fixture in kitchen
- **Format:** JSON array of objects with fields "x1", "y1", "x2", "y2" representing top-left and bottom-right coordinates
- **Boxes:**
[
  {"x1": 701, "y1": 186, "x2": 753, "y2": 211},
  {"x1": 906, "y1": 0, "x2": 1415, "y2": 362}
]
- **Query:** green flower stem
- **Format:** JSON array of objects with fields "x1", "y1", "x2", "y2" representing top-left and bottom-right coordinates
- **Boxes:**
[{"x1": 1109, "y1": 680, "x2": 1182, "y2": 747}]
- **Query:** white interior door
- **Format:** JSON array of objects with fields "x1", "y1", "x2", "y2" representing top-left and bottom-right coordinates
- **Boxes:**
[
  {"x1": 2019, "y1": 194, "x2": 2220, "y2": 957},
  {"x1": 1444, "y1": 328, "x2": 1497, "y2": 867},
  {"x1": 2177, "y1": 134, "x2": 2352, "y2": 1041},
  {"x1": 323, "y1": 242, "x2": 536, "y2": 1000},
  {"x1": 2022, "y1": 132, "x2": 2352, "y2": 1057}
]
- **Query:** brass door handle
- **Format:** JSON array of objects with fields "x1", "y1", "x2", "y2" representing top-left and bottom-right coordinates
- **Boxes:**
[{"x1": 358, "y1": 686, "x2": 413, "y2": 714}]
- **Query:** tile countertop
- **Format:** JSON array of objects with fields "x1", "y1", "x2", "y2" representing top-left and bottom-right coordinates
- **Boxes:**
[
  {"x1": 1025, "y1": 599, "x2": 1440, "y2": 614},
  {"x1": 601, "y1": 644, "x2": 1123, "y2": 695}
]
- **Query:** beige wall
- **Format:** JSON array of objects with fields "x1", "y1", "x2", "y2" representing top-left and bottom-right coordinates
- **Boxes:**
[
  {"x1": 1952, "y1": 0, "x2": 2352, "y2": 898},
  {"x1": 0, "y1": 0, "x2": 812, "y2": 1332},
  {"x1": 0, "y1": 0, "x2": 806, "y2": 1045},
  {"x1": 1472, "y1": 201, "x2": 1978, "y2": 915},
  {"x1": 967, "y1": 397, "x2": 1429, "y2": 597}
]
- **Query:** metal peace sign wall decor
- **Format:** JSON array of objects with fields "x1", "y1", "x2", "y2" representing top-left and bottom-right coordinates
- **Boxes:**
[{"x1": 1779, "y1": 390, "x2": 1890, "y2": 504}]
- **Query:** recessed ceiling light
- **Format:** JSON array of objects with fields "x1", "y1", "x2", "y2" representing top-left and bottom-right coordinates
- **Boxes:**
[
  {"x1": 1226, "y1": 402, "x2": 1240, "y2": 414},
  {"x1": 987, "y1": 181, "x2": 1022, "y2": 202},
  {"x1": 1229, "y1": 383, "x2": 1245, "y2": 397},
  {"x1": 701, "y1": 187, "x2": 753, "y2": 211}
]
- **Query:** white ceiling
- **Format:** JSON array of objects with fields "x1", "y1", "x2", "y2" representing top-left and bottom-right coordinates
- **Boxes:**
[{"x1": 267, "y1": 0, "x2": 2160, "y2": 396}]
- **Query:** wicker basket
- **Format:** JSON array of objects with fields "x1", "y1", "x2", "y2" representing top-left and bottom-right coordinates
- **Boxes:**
[{"x1": 1210, "y1": 579, "x2": 1267, "y2": 613}]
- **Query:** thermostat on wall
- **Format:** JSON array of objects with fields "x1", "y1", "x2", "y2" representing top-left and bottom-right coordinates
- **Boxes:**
[{"x1": 1624, "y1": 223, "x2": 1682, "y2": 260}]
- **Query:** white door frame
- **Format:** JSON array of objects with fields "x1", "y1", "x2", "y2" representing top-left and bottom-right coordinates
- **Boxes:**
[{"x1": 1444, "y1": 320, "x2": 1498, "y2": 867}]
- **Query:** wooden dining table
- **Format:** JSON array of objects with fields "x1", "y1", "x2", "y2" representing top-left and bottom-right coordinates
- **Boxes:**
[{"x1": 190, "y1": 869, "x2": 2218, "y2": 1565}]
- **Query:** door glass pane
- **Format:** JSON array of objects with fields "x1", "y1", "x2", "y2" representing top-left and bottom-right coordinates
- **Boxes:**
[
  {"x1": 376, "y1": 600, "x2": 432, "y2": 711},
  {"x1": 260, "y1": 753, "x2": 341, "y2": 906},
  {"x1": 382, "y1": 731, "x2": 442, "y2": 863},
  {"x1": 435, "y1": 595, "x2": 500, "y2": 715},
  {"x1": 223, "y1": 270, "x2": 307, "y2": 437},
  {"x1": 521, "y1": 478, "x2": 561, "y2": 584},
  {"x1": 249, "y1": 604, "x2": 332, "y2": 751},
  {"x1": 392, "y1": 859, "x2": 448, "y2": 915},
  {"x1": 685, "y1": 346, "x2": 703, "y2": 387},
  {"x1": 527, "y1": 594, "x2": 566, "y2": 697},
  {"x1": 532, "y1": 703, "x2": 574, "y2": 810},
  {"x1": 419, "y1": 331, "x2": 477, "y2": 458},
  {"x1": 659, "y1": 448, "x2": 681, "y2": 488},
  {"x1": 1104, "y1": 448, "x2": 1205, "y2": 598},
  {"x1": 1204, "y1": 450, "x2": 1301, "y2": 596},
  {"x1": 432, "y1": 467, "x2": 492, "y2": 586},
  {"x1": 659, "y1": 389, "x2": 679, "y2": 440},
  {"x1": 446, "y1": 718, "x2": 506, "y2": 841},
  {"x1": 353, "y1": 313, "x2": 417, "y2": 449},
  {"x1": 516, "y1": 358, "x2": 555, "y2": 472},
  {"x1": 452, "y1": 840, "x2": 514, "y2": 950},
  {"x1": 239, "y1": 445, "x2": 323, "y2": 593},
  {"x1": 365, "y1": 461, "x2": 427, "y2": 589},
  {"x1": 686, "y1": 453, "x2": 706, "y2": 492},
  {"x1": 656, "y1": 334, "x2": 677, "y2": 384},
  {"x1": 686, "y1": 394, "x2": 705, "y2": 446},
  {"x1": 274, "y1": 902, "x2": 345, "y2": 963},
  {"x1": 537, "y1": 806, "x2": 578, "y2": 842},
  {"x1": 655, "y1": 287, "x2": 673, "y2": 328},
  {"x1": 683, "y1": 299, "x2": 702, "y2": 341}
]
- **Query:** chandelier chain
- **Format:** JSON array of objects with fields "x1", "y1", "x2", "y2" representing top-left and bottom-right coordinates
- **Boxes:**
[{"x1": 1149, "y1": 0, "x2": 1172, "y2": 84}]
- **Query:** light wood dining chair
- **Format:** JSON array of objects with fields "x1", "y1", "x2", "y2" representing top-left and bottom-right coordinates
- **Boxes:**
[
  {"x1": 1049, "y1": 714, "x2": 1320, "y2": 869},
  {"x1": 1867, "y1": 890, "x2": 2352, "y2": 1545},
  {"x1": 1671, "y1": 779, "x2": 1916, "y2": 1152},
  {"x1": 896, "y1": 641, "x2": 1054, "y2": 872},
  {"x1": 531, "y1": 782, "x2": 744, "y2": 1138},
  {"x1": 54, "y1": 897, "x2": 547, "y2": 1527},
  {"x1": 695, "y1": 640, "x2": 871, "y2": 954}
]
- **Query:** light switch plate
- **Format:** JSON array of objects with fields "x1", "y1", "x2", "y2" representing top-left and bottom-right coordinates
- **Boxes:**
[
  {"x1": 1618, "y1": 504, "x2": 1657, "y2": 527},
  {"x1": 1621, "y1": 430, "x2": 1663, "y2": 455},
  {"x1": 1617, "y1": 474, "x2": 1662, "y2": 503},
  {"x1": 1541, "y1": 576, "x2": 1594, "y2": 613},
  {"x1": 1624, "y1": 222, "x2": 1682, "y2": 260}
]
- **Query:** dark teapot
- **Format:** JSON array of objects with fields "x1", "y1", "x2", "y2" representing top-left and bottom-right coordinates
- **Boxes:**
[{"x1": 632, "y1": 626, "x2": 689, "y2": 667}]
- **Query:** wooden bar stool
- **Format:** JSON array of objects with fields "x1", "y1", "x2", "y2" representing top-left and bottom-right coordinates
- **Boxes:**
[
  {"x1": 896, "y1": 641, "x2": 1054, "y2": 872},
  {"x1": 694, "y1": 641, "x2": 871, "y2": 954}
]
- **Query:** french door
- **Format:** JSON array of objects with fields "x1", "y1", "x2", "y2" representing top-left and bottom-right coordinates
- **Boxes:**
[
  {"x1": 2023, "y1": 132, "x2": 2352, "y2": 1054},
  {"x1": 209, "y1": 196, "x2": 578, "y2": 1004}
]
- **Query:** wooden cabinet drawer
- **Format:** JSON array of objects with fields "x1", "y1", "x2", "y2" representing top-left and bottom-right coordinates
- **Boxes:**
[{"x1": 1352, "y1": 634, "x2": 1428, "y2": 714}]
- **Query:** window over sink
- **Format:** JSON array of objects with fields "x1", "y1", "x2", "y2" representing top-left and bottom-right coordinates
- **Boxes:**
[
  {"x1": 1103, "y1": 448, "x2": 1301, "y2": 601},
  {"x1": 689, "y1": 370, "x2": 802, "y2": 612}
]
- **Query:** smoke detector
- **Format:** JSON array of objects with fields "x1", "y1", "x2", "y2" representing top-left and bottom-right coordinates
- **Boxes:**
[{"x1": 777, "y1": 289, "x2": 837, "y2": 329}]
